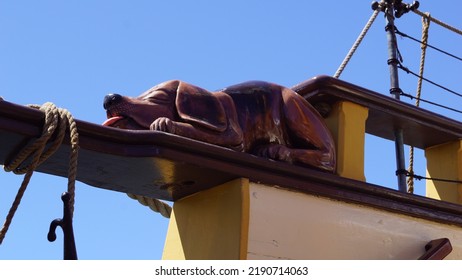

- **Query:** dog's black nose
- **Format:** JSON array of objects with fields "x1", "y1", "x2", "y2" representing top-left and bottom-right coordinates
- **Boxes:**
[{"x1": 103, "y1": 93, "x2": 122, "y2": 110}]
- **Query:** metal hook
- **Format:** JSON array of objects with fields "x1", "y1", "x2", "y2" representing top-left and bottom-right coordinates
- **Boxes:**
[{"x1": 47, "y1": 192, "x2": 78, "y2": 260}]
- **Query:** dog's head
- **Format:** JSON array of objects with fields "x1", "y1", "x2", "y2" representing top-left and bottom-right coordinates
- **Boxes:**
[
  {"x1": 102, "y1": 81, "x2": 179, "y2": 129},
  {"x1": 102, "y1": 80, "x2": 227, "y2": 131}
]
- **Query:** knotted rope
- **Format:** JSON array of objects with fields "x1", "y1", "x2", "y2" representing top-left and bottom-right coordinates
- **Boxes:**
[
  {"x1": 0, "y1": 102, "x2": 79, "y2": 244},
  {"x1": 0, "y1": 102, "x2": 170, "y2": 243}
]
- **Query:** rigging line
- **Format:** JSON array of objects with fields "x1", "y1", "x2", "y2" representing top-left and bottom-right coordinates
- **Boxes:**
[
  {"x1": 395, "y1": 28, "x2": 462, "y2": 62},
  {"x1": 412, "y1": 9, "x2": 462, "y2": 36},
  {"x1": 333, "y1": 4, "x2": 382, "y2": 78},
  {"x1": 407, "y1": 15, "x2": 430, "y2": 194},
  {"x1": 400, "y1": 92, "x2": 462, "y2": 114},
  {"x1": 397, "y1": 169, "x2": 462, "y2": 184},
  {"x1": 397, "y1": 63, "x2": 462, "y2": 99}
]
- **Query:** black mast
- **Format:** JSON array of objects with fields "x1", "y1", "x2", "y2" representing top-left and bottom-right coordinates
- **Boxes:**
[{"x1": 373, "y1": 0, "x2": 419, "y2": 192}]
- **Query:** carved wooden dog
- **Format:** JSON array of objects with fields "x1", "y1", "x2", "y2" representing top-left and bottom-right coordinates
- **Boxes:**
[{"x1": 103, "y1": 80, "x2": 336, "y2": 172}]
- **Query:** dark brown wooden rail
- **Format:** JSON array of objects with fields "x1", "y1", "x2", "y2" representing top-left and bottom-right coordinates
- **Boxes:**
[{"x1": 294, "y1": 75, "x2": 462, "y2": 149}]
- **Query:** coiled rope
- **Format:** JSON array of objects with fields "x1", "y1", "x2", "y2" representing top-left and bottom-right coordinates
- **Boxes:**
[
  {"x1": 0, "y1": 102, "x2": 79, "y2": 244},
  {"x1": 0, "y1": 102, "x2": 172, "y2": 244},
  {"x1": 407, "y1": 13, "x2": 430, "y2": 194}
]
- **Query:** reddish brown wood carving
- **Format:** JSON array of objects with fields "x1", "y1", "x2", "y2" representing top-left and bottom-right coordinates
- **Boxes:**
[{"x1": 103, "y1": 80, "x2": 336, "y2": 172}]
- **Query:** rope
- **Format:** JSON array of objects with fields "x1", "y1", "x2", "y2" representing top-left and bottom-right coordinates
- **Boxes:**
[
  {"x1": 407, "y1": 13, "x2": 430, "y2": 194},
  {"x1": 0, "y1": 102, "x2": 79, "y2": 244},
  {"x1": 101, "y1": 90, "x2": 171, "y2": 218},
  {"x1": 126, "y1": 193, "x2": 171, "y2": 218},
  {"x1": 412, "y1": 9, "x2": 462, "y2": 36},
  {"x1": 415, "y1": 14, "x2": 430, "y2": 106},
  {"x1": 333, "y1": 5, "x2": 381, "y2": 78},
  {"x1": 0, "y1": 101, "x2": 171, "y2": 245}
]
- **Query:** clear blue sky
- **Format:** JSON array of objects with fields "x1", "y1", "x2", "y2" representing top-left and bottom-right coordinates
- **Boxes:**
[{"x1": 0, "y1": 1, "x2": 460, "y2": 259}]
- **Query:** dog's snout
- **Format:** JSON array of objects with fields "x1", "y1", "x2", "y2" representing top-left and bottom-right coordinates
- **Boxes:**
[{"x1": 103, "y1": 93, "x2": 122, "y2": 110}]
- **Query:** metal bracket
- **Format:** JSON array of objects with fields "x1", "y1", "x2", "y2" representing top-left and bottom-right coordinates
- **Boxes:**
[
  {"x1": 372, "y1": 1, "x2": 420, "y2": 18},
  {"x1": 418, "y1": 238, "x2": 452, "y2": 260},
  {"x1": 47, "y1": 192, "x2": 78, "y2": 260}
]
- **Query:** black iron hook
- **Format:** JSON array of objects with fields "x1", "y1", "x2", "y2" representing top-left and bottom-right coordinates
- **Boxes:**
[{"x1": 47, "y1": 192, "x2": 78, "y2": 260}]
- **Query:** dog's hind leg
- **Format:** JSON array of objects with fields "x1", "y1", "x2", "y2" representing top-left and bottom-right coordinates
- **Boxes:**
[{"x1": 281, "y1": 88, "x2": 336, "y2": 172}]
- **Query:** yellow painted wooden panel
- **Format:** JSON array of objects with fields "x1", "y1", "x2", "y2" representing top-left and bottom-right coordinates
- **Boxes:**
[{"x1": 162, "y1": 178, "x2": 250, "y2": 259}]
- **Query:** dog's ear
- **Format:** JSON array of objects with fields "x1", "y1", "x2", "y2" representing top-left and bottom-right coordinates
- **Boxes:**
[{"x1": 176, "y1": 82, "x2": 227, "y2": 132}]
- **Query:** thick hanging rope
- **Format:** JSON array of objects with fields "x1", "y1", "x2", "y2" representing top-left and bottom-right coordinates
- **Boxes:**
[
  {"x1": 407, "y1": 13, "x2": 430, "y2": 194},
  {"x1": 0, "y1": 102, "x2": 79, "y2": 244},
  {"x1": 333, "y1": 5, "x2": 381, "y2": 78}
]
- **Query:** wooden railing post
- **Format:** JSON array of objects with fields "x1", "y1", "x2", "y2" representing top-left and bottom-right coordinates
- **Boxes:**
[
  {"x1": 324, "y1": 101, "x2": 369, "y2": 181},
  {"x1": 425, "y1": 140, "x2": 462, "y2": 203}
]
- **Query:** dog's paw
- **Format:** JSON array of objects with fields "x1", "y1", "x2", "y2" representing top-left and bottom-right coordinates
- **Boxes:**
[
  {"x1": 150, "y1": 117, "x2": 176, "y2": 133},
  {"x1": 253, "y1": 144, "x2": 292, "y2": 162}
]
